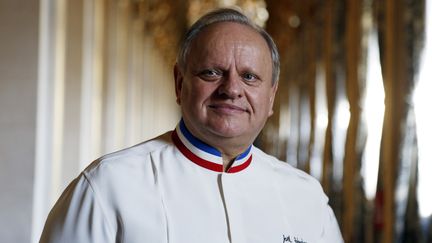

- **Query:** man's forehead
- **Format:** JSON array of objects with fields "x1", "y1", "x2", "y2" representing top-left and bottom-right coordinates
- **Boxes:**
[{"x1": 189, "y1": 22, "x2": 271, "y2": 56}]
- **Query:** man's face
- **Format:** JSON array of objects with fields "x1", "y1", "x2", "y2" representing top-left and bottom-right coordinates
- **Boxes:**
[{"x1": 175, "y1": 22, "x2": 277, "y2": 149}]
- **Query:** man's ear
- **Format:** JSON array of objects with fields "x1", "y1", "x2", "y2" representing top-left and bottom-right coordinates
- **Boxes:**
[
  {"x1": 268, "y1": 82, "x2": 278, "y2": 117},
  {"x1": 174, "y1": 63, "x2": 184, "y2": 105}
]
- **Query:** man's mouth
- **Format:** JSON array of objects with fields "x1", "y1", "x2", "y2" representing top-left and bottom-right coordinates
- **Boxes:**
[{"x1": 208, "y1": 104, "x2": 248, "y2": 113}]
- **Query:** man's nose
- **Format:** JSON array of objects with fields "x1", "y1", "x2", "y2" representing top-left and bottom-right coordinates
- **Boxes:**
[{"x1": 217, "y1": 73, "x2": 243, "y2": 99}]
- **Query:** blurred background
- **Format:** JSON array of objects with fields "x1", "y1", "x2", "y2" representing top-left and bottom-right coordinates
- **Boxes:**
[{"x1": 0, "y1": 0, "x2": 431, "y2": 242}]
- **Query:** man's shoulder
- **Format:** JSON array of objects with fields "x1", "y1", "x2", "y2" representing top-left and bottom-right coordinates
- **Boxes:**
[
  {"x1": 43, "y1": 132, "x2": 174, "y2": 239},
  {"x1": 83, "y1": 131, "x2": 173, "y2": 179},
  {"x1": 252, "y1": 146, "x2": 310, "y2": 177},
  {"x1": 253, "y1": 146, "x2": 326, "y2": 199}
]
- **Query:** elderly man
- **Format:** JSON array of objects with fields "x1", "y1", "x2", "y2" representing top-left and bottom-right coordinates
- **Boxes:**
[{"x1": 40, "y1": 8, "x2": 343, "y2": 243}]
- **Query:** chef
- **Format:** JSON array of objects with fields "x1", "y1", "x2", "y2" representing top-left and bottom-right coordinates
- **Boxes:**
[{"x1": 40, "y1": 8, "x2": 343, "y2": 243}]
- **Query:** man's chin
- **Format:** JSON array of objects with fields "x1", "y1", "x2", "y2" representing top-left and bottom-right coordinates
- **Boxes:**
[{"x1": 206, "y1": 125, "x2": 248, "y2": 139}]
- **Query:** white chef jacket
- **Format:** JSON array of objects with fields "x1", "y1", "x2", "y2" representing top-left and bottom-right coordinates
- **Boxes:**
[{"x1": 40, "y1": 120, "x2": 343, "y2": 243}]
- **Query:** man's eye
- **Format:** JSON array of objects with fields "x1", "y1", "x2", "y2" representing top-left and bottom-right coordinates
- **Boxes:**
[
  {"x1": 199, "y1": 69, "x2": 221, "y2": 80},
  {"x1": 243, "y1": 73, "x2": 258, "y2": 82}
]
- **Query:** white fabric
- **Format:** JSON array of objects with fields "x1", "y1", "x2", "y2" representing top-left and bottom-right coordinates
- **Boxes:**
[{"x1": 40, "y1": 130, "x2": 343, "y2": 243}]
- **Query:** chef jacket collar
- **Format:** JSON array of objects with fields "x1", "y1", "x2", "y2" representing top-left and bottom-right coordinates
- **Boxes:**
[{"x1": 171, "y1": 119, "x2": 252, "y2": 173}]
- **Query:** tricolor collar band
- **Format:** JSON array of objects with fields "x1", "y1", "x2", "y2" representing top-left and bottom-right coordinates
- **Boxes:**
[{"x1": 171, "y1": 119, "x2": 252, "y2": 173}]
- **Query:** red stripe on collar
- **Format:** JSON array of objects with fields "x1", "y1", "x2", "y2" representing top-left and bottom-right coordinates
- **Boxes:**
[
  {"x1": 226, "y1": 156, "x2": 252, "y2": 173},
  {"x1": 171, "y1": 130, "x2": 252, "y2": 173}
]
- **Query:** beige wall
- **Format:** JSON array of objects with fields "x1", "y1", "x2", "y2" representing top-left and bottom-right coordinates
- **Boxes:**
[
  {"x1": 0, "y1": 1, "x2": 39, "y2": 242},
  {"x1": 0, "y1": 1, "x2": 179, "y2": 242}
]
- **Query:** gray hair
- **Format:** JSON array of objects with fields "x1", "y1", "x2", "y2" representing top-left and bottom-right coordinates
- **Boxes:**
[{"x1": 177, "y1": 8, "x2": 280, "y2": 85}]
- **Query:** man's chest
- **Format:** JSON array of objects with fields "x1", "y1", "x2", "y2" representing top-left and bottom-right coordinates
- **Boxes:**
[{"x1": 154, "y1": 166, "x2": 318, "y2": 243}]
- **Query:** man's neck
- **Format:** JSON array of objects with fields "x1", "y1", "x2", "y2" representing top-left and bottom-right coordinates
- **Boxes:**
[{"x1": 222, "y1": 157, "x2": 236, "y2": 172}]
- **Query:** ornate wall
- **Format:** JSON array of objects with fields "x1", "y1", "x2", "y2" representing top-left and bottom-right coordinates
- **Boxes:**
[{"x1": 3, "y1": 0, "x2": 427, "y2": 242}]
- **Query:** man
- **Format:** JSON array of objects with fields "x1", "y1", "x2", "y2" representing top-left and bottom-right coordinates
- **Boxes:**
[{"x1": 40, "y1": 8, "x2": 343, "y2": 243}]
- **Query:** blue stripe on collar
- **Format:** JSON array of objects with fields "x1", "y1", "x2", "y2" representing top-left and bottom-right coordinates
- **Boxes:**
[
  {"x1": 179, "y1": 119, "x2": 221, "y2": 157},
  {"x1": 237, "y1": 145, "x2": 252, "y2": 160}
]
